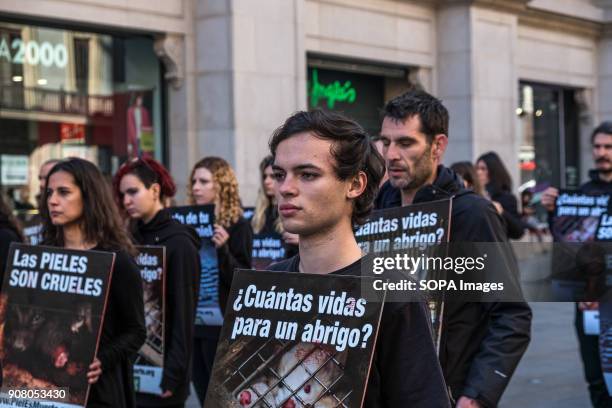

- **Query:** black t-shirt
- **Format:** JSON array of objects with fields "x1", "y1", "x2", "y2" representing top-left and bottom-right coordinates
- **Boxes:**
[{"x1": 269, "y1": 256, "x2": 451, "y2": 408}]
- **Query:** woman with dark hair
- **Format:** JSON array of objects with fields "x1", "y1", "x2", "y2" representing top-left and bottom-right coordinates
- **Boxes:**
[
  {"x1": 0, "y1": 194, "x2": 23, "y2": 269},
  {"x1": 450, "y1": 161, "x2": 483, "y2": 195},
  {"x1": 251, "y1": 155, "x2": 298, "y2": 258},
  {"x1": 187, "y1": 156, "x2": 252, "y2": 405},
  {"x1": 476, "y1": 151, "x2": 525, "y2": 239},
  {"x1": 114, "y1": 158, "x2": 200, "y2": 408},
  {"x1": 41, "y1": 157, "x2": 145, "y2": 408}
]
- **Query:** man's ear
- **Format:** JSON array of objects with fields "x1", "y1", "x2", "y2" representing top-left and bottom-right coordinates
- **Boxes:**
[
  {"x1": 431, "y1": 134, "x2": 449, "y2": 162},
  {"x1": 347, "y1": 171, "x2": 367, "y2": 199}
]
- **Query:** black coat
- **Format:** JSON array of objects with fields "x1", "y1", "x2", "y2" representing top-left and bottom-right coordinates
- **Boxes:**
[
  {"x1": 376, "y1": 165, "x2": 532, "y2": 407},
  {"x1": 0, "y1": 225, "x2": 21, "y2": 283},
  {"x1": 131, "y1": 209, "x2": 201, "y2": 406},
  {"x1": 580, "y1": 169, "x2": 612, "y2": 195},
  {"x1": 217, "y1": 217, "x2": 253, "y2": 314},
  {"x1": 486, "y1": 185, "x2": 526, "y2": 240},
  {"x1": 88, "y1": 247, "x2": 146, "y2": 408}
]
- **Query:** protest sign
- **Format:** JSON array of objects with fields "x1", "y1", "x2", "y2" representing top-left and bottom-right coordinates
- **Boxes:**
[
  {"x1": 204, "y1": 269, "x2": 385, "y2": 408},
  {"x1": 252, "y1": 233, "x2": 285, "y2": 270},
  {"x1": 355, "y1": 199, "x2": 451, "y2": 351},
  {"x1": 0, "y1": 243, "x2": 114, "y2": 407},
  {"x1": 553, "y1": 190, "x2": 610, "y2": 242},
  {"x1": 133, "y1": 246, "x2": 166, "y2": 395},
  {"x1": 21, "y1": 215, "x2": 43, "y2": 246},
  {"x1": 549, "y1": 191, "x2": 611, "y2": 302},
  {"x1": 170, "y1": 205, "x2": 223, "y2": 326}
]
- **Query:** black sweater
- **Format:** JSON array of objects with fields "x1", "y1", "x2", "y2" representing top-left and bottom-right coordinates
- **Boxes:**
[
  {"x1": 269, "y1": 256, "x2": 450, "y2": 408},
  {"x1": 486, "y1": 185, "x2": 525, "y2": 240},
  {"x1": 217, "y1": 216, "x2": 253, "y2": 315},
  {"x1": 131, "y1": 209, "x2": 201, "y2": 406},
  {"x1": 88, "y1": 247, "x2": 146, "y2": 408}
]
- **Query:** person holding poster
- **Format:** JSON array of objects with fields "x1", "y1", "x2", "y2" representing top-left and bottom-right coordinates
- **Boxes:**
[
  {"x1": 251, "y1": 155, "x2": 298, "y2": 259},
  {"x1": 375, "y1": 89, "x2": 531, "y2": 408},
  {"x1": 188, "y1": 157, "x2": 253, "y2": 405},
  {"x1": 41, "y1": 158, "x2": 146, "y2": 408},
  {"x1": 542, "y1": 121, "x2": 612, "y2": 407},
  {"x1": 268, "y1": 109, "x2": 450, "y2": 407},
  {"x1": 114, "y1": 158, "x2": 200, "y2": 407},
  {"x1": 0, "y1": 194, "x2": 23, "y2": 273}
]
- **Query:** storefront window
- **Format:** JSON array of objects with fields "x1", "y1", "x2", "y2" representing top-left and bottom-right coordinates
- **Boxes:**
[
  {"x1": 517, "y1": 82, "x2": 580, "y2": 220},
  {"x1": 0, "y1": 21, "x2": 164, "y2": 208}
]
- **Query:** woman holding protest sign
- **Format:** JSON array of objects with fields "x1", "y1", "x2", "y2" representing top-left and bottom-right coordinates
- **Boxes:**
[
  {"x1": 251, "y1": 155, "x2": 298, "y2": 257},
  {"x1": 114, "y1": 157, "x2": 200, "y2": 408},
  {"x1": 188, "y1": 156, "x2": 253, "y2": 405},
  {"x1": 40, "y1": 157, "x2": 146, "y2": 408}
]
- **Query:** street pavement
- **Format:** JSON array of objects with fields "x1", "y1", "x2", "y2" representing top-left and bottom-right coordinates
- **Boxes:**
[{"x1": 499, "y1": 302, "x2": 591, "y2": 407}]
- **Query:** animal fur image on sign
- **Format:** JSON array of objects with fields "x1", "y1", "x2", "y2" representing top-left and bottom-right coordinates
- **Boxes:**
[
  {"x1": 0, "y1": 297, "x2": 97, "y2": 403},
  {"x1": 204, "y1": 270, "x2": 385, "y2": 408},
  {"x1": 136, "y1": 278, "x2": 163, "y2": 366},
  {"x1": 0, "y1": 243, "x2": 114, "y2": 407}
]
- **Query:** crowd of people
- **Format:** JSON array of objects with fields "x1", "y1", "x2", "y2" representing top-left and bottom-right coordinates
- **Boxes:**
[{"x1": 0, "y1": 87, "x2": 609, "y2": 407}]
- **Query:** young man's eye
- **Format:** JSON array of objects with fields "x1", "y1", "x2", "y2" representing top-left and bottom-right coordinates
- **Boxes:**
[
  {"x1": 273, "y1": 172, "x2": 285, "y2": 181},
  {"x1": 381, "y1": 139, "x2": 390, "y2": 147},
  {"x1": 301, "y1": 172, "x2": 318, "y2": 180}
]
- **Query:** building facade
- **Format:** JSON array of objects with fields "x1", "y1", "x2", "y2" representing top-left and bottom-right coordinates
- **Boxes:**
[{"x1": 1, "y1": 0, "x2": 611, "y2": 205}]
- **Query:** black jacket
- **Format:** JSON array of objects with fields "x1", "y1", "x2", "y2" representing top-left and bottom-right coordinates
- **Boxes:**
[
  {"x1": 486, "y1": 185, "x2": 526, "y2": 240},
  {"x1": 269, "y1": 256, "x2": 450, "y2": 408},
  {"x1": 88, "y1": 248, "x2": 146, "y2": 408},
  {"x1": 131, "y1": 209, "x2": 201, "y2": 406},
  {"x1": 217, "y1": 217, "x2": 253, "y2": 315},
  {"x1": 0, "y1": 225, "x2": 21, "y2": 283},
  {"x1": 376, "y1": 165, "x2": 532, "y2": 407},
  {"x1": 580, "y1": 169, "x2": 612, "y2": 195}
]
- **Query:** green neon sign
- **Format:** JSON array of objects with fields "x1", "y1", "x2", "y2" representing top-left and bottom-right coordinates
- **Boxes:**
[{"x1": 309, "y1": 69, "x2": 357, "y2": 109}]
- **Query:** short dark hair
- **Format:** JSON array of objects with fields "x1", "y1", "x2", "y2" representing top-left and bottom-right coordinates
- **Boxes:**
[
  {"x1": 382, "y1": 89, "x2": 449, "y2": 143},
  {"x1": 269, "y1": 109, "x2": 385, "y2": 227},
  {"x1": 591, "y1": 121, "x2": 612, "y2": 143}
]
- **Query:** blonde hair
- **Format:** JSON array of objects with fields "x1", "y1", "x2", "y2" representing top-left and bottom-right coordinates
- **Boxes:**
[
  {"x1": 252, "y1": 156, "x2": 282, "y2": 234},
  {"x1": 188, "y1": 157, "x2": 243, "y2": 228}
]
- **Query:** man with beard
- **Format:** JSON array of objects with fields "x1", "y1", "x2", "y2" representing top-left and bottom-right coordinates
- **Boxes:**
[
  {"x1": 376, "y1": 89, "x2": 532, "y2": 408},
  {"x1": 542, "y1": 121, "x2": 612, "y2": 407}
]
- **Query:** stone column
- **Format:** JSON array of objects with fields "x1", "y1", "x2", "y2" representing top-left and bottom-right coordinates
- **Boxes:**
[{"x1": 437, "y1": 1, "x2": 522, "y2": 189}]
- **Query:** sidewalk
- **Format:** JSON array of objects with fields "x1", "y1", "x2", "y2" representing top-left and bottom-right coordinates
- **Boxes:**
[{"x1": 499, "y1": 302, "x2": 591, "y2": 407}]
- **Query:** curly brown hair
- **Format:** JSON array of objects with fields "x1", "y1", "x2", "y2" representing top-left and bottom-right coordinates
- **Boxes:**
[{"x1": 188, "y1": 157, "x2": 243, "y2": 228}]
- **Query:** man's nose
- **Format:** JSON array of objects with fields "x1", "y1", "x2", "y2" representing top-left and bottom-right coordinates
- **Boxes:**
[
  {"x1": 385, "y1": 142, "x2": 401, "y2": 162},
  {"x1": 278, "y1": 175, "x2": 297, "y2": 197}
]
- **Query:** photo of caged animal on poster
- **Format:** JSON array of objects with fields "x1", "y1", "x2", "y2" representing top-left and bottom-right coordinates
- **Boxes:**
[{"x1": 0, "y1": 294, "x2": 98, "y2": 404}]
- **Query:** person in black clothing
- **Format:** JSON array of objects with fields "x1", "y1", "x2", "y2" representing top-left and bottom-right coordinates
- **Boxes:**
[
  {"x1": 476, "y1": 152, "x2": 525, "y2": 240},
  {"x1": 188, "y1": 156, "x2": 253, "y2": 405},
  {"x1": 0, "y1": 194, "x2": 23, "y2": 388},
  {"x1": 251, "y1": 155, "x2": 298, "y2": 258},
  {"x1": 114, "y1": 158, "x2": 200, "y2": 408},
  {"x1": 376, "y1": 90, "x2": 531, "y2": 408},
  {"x1": 0, "y1": 194, "x2": 23, "y2": 271},
  {"x1": 40, "y1": 158, "x2": 146, "y2": 408},
  {"x1": 542, "y1": 121, "x2": 612, "y2": 408},
  {"x1": 268, "y1": 109, "x2": 450, "y2": 407}
]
